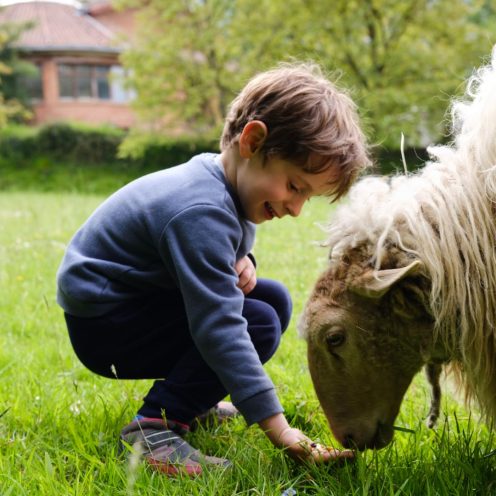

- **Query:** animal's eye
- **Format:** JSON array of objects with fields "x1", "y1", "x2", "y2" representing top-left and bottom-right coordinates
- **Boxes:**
[{"x1": 326, "y1": 330, "x2": 346, "y2": 349}]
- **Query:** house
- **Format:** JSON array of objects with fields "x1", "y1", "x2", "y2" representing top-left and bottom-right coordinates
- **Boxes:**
[{"x1": 0, "y1": 0, "x2": 137, "y2": 128}]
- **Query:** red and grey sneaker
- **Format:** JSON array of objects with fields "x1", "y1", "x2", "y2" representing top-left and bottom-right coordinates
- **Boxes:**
[{"x1": 120, "y1": 417, "x2": 231, "y2": 476}]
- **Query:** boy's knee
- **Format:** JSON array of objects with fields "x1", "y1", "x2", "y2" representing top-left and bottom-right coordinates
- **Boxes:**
[
  {"x1": 246, "y1": 303, "x2": 283, "y2": 363},
  {"x1": 272, "y1": 281, "x2": 292, "y2": 333},
  {"x1": 255, "y1": 328, "x2": 282, "y2": 364},
  {"x1": 253, "y1": 279, "x2": 292, "y2": 333}
]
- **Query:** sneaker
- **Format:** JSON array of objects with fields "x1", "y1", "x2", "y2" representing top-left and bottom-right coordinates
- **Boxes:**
[
  {"x1": 192, "y1": 401, "x2": 239, "y2": 430},
  {"x1": 120, "y1": 417, "x2": 231, "y2": 476}
]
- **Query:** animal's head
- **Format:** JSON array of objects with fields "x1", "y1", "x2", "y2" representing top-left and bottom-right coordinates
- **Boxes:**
[{"x1": 299, "y1": 251, "x2": 438, "y2": 450}]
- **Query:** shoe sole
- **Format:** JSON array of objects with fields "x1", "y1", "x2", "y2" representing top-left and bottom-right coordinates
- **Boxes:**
[{"x1": 147, "y1": 457, "x2": 203, "y2": 476}]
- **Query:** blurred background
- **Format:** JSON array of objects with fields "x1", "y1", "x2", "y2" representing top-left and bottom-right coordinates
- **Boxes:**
[{"x1": 0, "y1": 0, "x2": 495, "y2": 178}]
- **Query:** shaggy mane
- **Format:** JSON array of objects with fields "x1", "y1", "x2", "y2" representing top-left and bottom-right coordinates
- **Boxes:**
[{"x1": 324, "y1": 48, "x2": 496, "y2": 422}]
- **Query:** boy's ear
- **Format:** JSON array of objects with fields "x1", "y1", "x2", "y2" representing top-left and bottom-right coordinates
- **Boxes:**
[{"x1": 239, "y1": 120, "x2": 268, "y2": 158}]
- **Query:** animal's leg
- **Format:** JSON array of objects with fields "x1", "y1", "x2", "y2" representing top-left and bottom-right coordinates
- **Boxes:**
[{"x1": 425, "y1": 363, "x2": 442, "y2": 428}]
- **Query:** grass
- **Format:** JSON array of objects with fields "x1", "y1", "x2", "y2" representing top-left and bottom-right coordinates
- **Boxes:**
[
  {"x1": 0, "y1": 178, "x2": 495, "y2": 495},
  {"x1": 0, "y1": 158, "x2": 156, "y2": 195}
]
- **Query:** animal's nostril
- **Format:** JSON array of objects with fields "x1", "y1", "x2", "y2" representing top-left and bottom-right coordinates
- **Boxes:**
[
  {"x1": 342, "y1": 434, "x2": 355, "y2": 449},
  {"x1": 371, "y1": 423, "x2": 394, "y2": 449}
]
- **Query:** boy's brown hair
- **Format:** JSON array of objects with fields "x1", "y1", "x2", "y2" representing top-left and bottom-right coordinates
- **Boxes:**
[{"x1": 220, "y1": 62, "x2": 372, "y2": 201}]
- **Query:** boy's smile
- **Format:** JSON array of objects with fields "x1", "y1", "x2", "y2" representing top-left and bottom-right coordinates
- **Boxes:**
[
  {"x1": 228, "y1": 153, "x2": 336, "y2": 224},
  {"x1": 264, "y1": 201, "x2": 279, "y2": 220}
]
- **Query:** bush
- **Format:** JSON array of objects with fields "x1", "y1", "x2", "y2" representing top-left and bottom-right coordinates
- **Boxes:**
[
  {"x1": 375, "y1": 147, "x2": 430, "y2": 175},
  {"x1": 0, "y1": 123, "x2": 218, "y2": 169},
  {"x1": 0, "y1": 123, "x2": 220, "y2": 192},
  {"x1": 0, "y1": 124, "x2": 38, "y2": 161},
  {"x1": 36, "y1": 123, "x2": 124, "y2": 164},
  {"x1": 118, "y1": 130, "x2": 218, "y2": 169},
  {"x1": 0, "y1": 123, "x2": 123, "y2": 164},
  {"x1": 0, "y1": 122, "x2": 432, "y2": 192}
]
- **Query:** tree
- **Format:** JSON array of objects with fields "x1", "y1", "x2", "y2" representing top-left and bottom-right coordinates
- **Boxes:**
[
  {"x1": 298, "y1": 0, "x2": 496, "y2": 147},
  {"x1": 119, "y1": 0, "x2": 304, "y2": 137},
  {"x1": 0, "y1": 19, "x2": 33, "y2": 127},
  {"x1": 119, "y1": 0, "x2": 495, "y2": 148}
]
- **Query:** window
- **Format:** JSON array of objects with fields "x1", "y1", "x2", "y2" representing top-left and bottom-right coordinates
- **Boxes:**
[
  {"x1": 58, "y1": 64, "x2": 112, "y2": 100},
  {"x1": 96, "y1": 66, "x2": 110, "y2": 100},
  {"x1": 17, "y1": 63, "x2": 43, "y2": 100},
  {"x1": 109, "y1": 66, "x2": 135, "y2": 103},
  {"x1": 76, "y1": 65, "x2": 92, "y2": 98}
]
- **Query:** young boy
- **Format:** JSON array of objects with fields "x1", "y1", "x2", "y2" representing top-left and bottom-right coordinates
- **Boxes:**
[{"x1": 56, "y1": 62, "x2": 371, "y2": 476}]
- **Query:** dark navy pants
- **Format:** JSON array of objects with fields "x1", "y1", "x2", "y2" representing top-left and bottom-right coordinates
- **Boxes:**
[{"x1": 64, "y1": 278, "x2": 292, "y2": 424}]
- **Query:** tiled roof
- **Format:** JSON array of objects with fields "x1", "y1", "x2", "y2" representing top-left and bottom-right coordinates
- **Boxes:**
[{"x1": 0, "y1": 1, "x2": 121, "y2": 53}]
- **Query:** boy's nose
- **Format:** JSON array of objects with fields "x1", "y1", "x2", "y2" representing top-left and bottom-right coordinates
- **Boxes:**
[{"x1": 285, "y1": 196, "x2": 305, "y2": 217}]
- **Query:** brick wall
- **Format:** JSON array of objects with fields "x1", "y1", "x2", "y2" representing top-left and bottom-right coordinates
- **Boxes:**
[{"x1": 30, "y1": 54, "x2": 135, "y2": 128}]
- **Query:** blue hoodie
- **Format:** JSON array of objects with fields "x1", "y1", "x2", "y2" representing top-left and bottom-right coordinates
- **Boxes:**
[{"x1": 56, "y1": 153, "x2": 283, "y2": 424}]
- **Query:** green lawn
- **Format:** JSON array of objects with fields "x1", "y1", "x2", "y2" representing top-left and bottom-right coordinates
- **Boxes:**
[{"x1": 0, "y1": 189, "x2": 495, "y2": 495}]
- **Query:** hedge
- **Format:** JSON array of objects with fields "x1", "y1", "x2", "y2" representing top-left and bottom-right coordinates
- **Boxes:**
[
  {"x1": 375, "y1": 147, "x2": 430, "y2": 175},
  {"x1": 0, "y1": 123, "x2": 218, "y2": 168},
  {"x1": 0, "y1": 122, "x2": 430, "y2": 174}
]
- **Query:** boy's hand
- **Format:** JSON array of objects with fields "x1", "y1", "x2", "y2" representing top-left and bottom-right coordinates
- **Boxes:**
[
  {"x1": 235, "y1": 255, "x2": 257, "y2": 295},
  {"x1": 259, "y1": 413, "x2": 355, "y2": 465},
  {"x1": 278, "y1": 427, "x2": 355, "y2": 464}
]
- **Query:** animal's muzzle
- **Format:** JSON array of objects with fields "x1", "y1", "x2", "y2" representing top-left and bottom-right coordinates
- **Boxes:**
[{"x1": 342, "y1": 422, "x2": 394, "y2": 451}]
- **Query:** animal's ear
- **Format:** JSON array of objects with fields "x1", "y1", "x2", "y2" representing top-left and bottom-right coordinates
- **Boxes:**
[{"x1": 349, "y1": 260, "x2": 422, "y2": 299}]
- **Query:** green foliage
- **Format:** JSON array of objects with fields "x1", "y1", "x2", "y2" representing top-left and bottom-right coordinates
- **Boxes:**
[
  {"x1": 0, "y1": 16, "x2": 33, "y2": 126},
  {"x1": 118, "y1": 0, "x2": 496, "y2": 148},
  {"x1": 0, "y1": 124, "x2": 431, "y2": 193},
  {"x1": 299, "y1": 0, "x2": 495, "y2": 148},
  {"x1": 117, "y1": 0, "x2": 315, "y2": 135},
  {"x1": 375, "y1": 146, "x2": 431, "y2": 175},
  {"x1": 118, "y1": 129, "x2": 218, "y2": 165},
  {"x1": 36, "y1": 123, "x2": 124, "y2": 163},
  {"x1": 0, "y1": 123, "x2": 124, "y2": 164},
  {"x1": 0, "y1": 124, "x2": 221, "y2": 193}
]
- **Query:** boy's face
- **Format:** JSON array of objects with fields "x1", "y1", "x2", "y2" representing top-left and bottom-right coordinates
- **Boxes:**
[{"x1": 235, "y1": 154, "x2": 336, "y2": 224}]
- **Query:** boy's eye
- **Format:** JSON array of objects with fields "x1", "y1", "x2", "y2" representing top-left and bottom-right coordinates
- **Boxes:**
[{"x1": 289, "y1": 182, "x2": 299, "y2": 193}]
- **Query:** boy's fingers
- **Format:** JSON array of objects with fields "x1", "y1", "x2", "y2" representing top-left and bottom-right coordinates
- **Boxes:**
[
  {"x1": 243, "y1": 279, "x2": 256, "y2": 294},
  {"x1": 305, "y1": 443, "x2": 355, "y2": 463},
  {"x1": 328, "y1": 448, "x2": 355, "y2": 459},
  {"x1": 235, "y1": 255, "x2": 255, "y2": 276},
  {"x1": 238, "y1": 267, "x2": 250, "y2": 283},
  {"x1": 236, "y1": 262, "x2": 248, "y2": 276},
  {"x1": 237, "y1": 266, "x2": 256, "y2": 294}
]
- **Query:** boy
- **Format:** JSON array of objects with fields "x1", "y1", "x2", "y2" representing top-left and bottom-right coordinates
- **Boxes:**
[{"x1": 56, "y1": 63, "x2": 371, "y2": 476}]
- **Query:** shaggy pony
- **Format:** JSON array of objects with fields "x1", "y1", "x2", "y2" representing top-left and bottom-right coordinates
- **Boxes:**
[{"x1": 323, "y1": 47, "x2": 496, "y2": 423}]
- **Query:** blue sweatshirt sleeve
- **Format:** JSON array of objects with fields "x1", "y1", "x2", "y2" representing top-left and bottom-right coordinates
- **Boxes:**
[{"x1": 160, "y1": 205, "x2": 283, "y2": 424}]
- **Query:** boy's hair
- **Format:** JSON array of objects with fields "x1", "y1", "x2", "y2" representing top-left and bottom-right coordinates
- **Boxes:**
[{"x1": 220, "y1": 62, "x2": 372, "y2": 201}]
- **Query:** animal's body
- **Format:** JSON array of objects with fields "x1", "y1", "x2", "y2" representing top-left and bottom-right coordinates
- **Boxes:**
[{"x1": 299, "y1": 48, "x2": 496, "y2": 450}]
